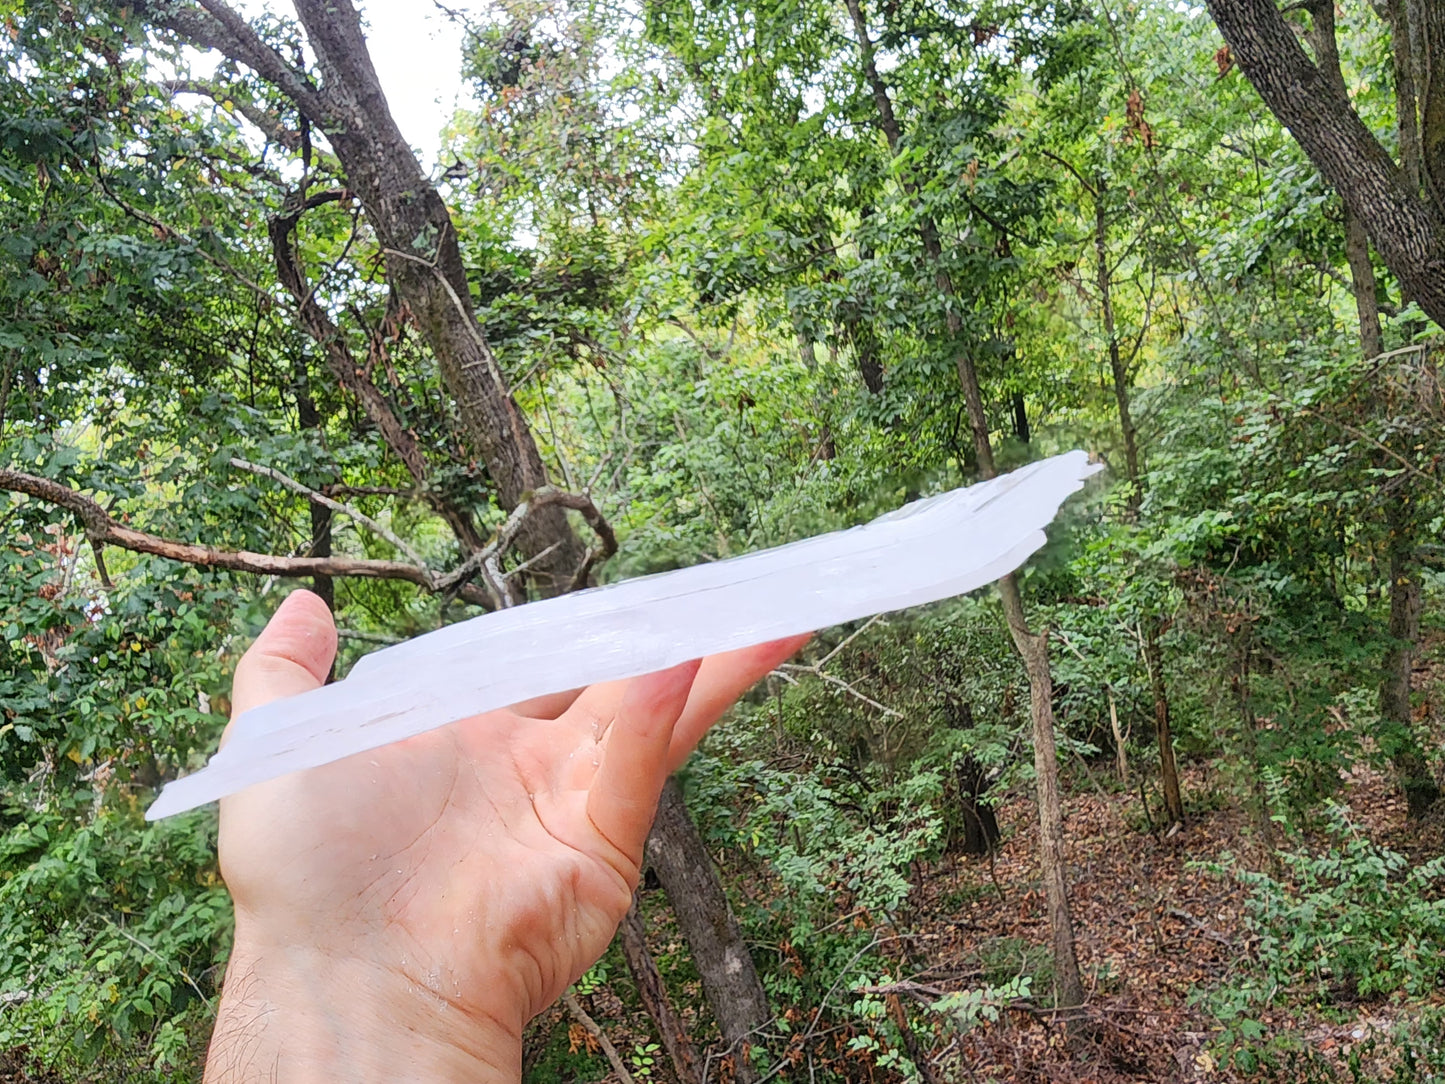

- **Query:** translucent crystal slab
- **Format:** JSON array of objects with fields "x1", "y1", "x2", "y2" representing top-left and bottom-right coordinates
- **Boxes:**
[{"x1": 146, "y1": 451, "x2": 1099, "y2": 819}]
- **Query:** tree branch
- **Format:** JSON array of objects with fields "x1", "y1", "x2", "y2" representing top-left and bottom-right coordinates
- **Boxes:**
[
  {"x1": 436, "y1": 487, "x2": 618, "y2": 595},
  {"x1": 1205, "y1": 0, "x2": 1445, "y2": 326},
  {"x1": 126, "y1": 0, "x2": 335, "y2": 128},
  {"x1": 228, "y1": 457, "x2": 429, "y2": 568},
  {"x1": 160, "y1": 78, "x2": 301, "y2": 149},
  {"x1": 561, "y1": 994, "x2": 636, "y2": 1084},
  {"x1": 268, "y1": 196, "x2": 489, "y2": 555},
  {"x1": 0, "y1": 468, "x2": 494, "y2": 606}
]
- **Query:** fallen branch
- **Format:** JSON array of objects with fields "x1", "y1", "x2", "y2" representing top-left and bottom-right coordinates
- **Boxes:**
[
  {"x1": 855, "y1": 980, "x2": 948, "y2": 999},
  {"x1": 561, "y1": 992, "x2": 636, "y2": 1084}
]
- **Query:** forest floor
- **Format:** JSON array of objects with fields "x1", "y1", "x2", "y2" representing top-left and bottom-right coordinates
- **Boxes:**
[
  {"x1": 540, "y1": 632, "x2": 1445, "y2": 1084},
  {"x1": 537, "y1": 752, "x2": 1441, "y2": 1084},
  {"x1": 872, "y1": 632, "x2": 1445, "y2": 1083},
  {"x1": 913, "y1": 759, "x2": 1416, "y2": 1083}
]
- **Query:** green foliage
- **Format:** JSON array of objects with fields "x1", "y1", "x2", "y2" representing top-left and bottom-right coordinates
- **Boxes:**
[
  {"x1": 0, "y1": 545, "x2": 240, "y2": 1079},
  {"x1": 1201, "y1": 803, "x2": 1445, "y2": 1043},
  {"x1": 4, "y1": 0, "x2": 1445, "y2": 1077}
]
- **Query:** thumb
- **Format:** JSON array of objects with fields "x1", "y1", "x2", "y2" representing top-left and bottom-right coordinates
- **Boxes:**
[{"x1": 224, "y1": 590, "x2": 338, "y2": 743}]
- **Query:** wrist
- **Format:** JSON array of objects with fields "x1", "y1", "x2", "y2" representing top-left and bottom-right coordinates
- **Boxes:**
[{"x1": 206, "y1": 920, "x2": 523, "y2": 1083}]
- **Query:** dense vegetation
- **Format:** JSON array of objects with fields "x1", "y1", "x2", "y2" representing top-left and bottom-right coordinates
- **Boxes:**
[{"x1": 3, "y1": 0, "x2": 1445, "y2": 1079}]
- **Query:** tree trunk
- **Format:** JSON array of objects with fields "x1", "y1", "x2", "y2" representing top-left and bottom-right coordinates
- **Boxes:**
[
  {"x1": 619, "y1": 893, "x2": 704, "y2": 1084},
  {"x1": 1383, "y1": 510, "x2": 1438, "y2": 816},
  {"x1": 1205, "y1": 0, "x2": 1445, "y2": 330},
  {"x1": 1387, "y1": 0, "x2": 1423, "y2": 194},
  {"x1": 131, "y1": 0, "x2": 586, "y2": 592},
  {"x1": 1344, "y1": 211, "x2": 1385, "y2": 358},
  {"x1": 647, "y1": 779, "x2": 770, "y2": 1083},
  {"x1": 1094, "y1": 182, "x2": 1184, "y2": 824},
  {"x1": 843, "y1": 209, "x2": 885, "y2": 394},
  {"x1": 269, "y1": 192, "x2": 490, "y2": 561},
  {"x1": 1143, "y1": 627, "x2": 1185, "y2": 825},
  {"x1": 1011, "y1": 391, "x2": 1030, "y2": 444},
  {"x1": 1304, "y1": 1, "x2": 1436, "y2": 815},
  {"x1": 954, "y1": 755, "x2": 1001, "y2": 856},
  {"x1": 844, "y1": 0, "x2": 1084, "y2": 1008},
  {"x1": 1095, "y1": 190, "x2": 1141, "y2": 507},
  {"x1": 289, "y1": 0, "x2": 585, "y2": 592},
  {"x1": 292, "y1": 354, "x2": 335, "y2": 613},
  {"x1": 997, "y1": 578, "x2": 1086, "y2": 1008},
  {"x1": 1415, "y1": 0, "x2": 1445, "y2": 211},
  {"x1": 1304, "y1": 0, "x2": 1386, "y2": 362},
  {"x1": 1231, "y1": 636, "x2": 1278, "y2": 853}
]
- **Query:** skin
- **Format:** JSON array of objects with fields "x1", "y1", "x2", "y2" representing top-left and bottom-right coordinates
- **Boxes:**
[{"x1": 205, "y1": 589, "x2": 807, "y2": 1082}]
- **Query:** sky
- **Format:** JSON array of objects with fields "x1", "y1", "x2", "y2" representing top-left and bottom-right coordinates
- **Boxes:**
[{"x1": 244, "y1": 0, "x2": 487, "y2": 168}]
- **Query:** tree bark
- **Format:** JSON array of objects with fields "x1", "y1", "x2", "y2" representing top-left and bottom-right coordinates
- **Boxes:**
[
  {"x1": 1385, "y1": 0, "x2": 1424, "y2": 193},
  {"x1": 844, "y1": 0, "x2": 1084, "y2": 1008},
  {"x1": 1205, "y1": 0, "x2": 1445, "y2": 329},
  {"x1": 619, "y1": 893, "x2": 704, "y2": 1084},
  {"x1": 1383, "y1": 503, "x2": 1438, "y2": 816},
  {"x1": 1143, "y1": 628, "x2": 1185, "y2": 825},
  {"x1": 1415, "y1": 0, "x2": 1445, "y2": 211},
  {"x1": 1095, "y1": 190, "x2": 1141, "y2": 505},
  {"x1": 127, "y1": 0, "x2": 587, "y2": 592},
  {"x1": 1303, "y1": 0, "x2": 1436, "y2": 815},
  {"x1": 1303, "y1": 0, "x2": 1386, "y2": 361},
  {"x1": 647, "y1": 779, "x2": 770, "y2": 1083},
  {"x1": 995, "y1": 577, "x2": 1086, "y2": 1008}
]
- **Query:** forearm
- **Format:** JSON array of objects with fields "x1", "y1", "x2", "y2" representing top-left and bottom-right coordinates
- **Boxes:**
[{"x1": 206, "y1": 929, "x2": 522, "y2": 1083}]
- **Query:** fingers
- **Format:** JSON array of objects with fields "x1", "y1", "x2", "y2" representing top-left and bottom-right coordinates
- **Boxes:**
[
  {"x1": 565, "y1": 635, "x2": 811, "y2": 763},
  {"x1": 665, "y1": 634, "x2": 809, "y2": 771},
  {"x1": 225, "y1": 590, "x2": 338, "y2": 743},
  {"x1": 586, "y1": 660, "x2": 701, "y2": 866}
]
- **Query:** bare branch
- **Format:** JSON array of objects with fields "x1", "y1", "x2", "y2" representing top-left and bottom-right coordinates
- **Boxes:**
[
  {"x1": 127, "y1": 0, "x2": 335, "y2": 127},
  {"x1": 0, "y1": 467, "x2": 494, "y2": 606},
  {"x1": 437, "y1": 487, "x2": 618, "y2": 595},
  {"x1": 161, "y1": 78, "x2": 301, "y2": 149},
  {"x1": 561, "y1": 994, "x2": 636, "y2": 1084},
  {"x1": 776, "y1": 663, "x2": 903, "y2": 718},
  {"x1": 228, "y1": 457, "x2": 429, "y2": 568},
  {"x1": 772, "y1": 616, "x2": 902, "y2": 717}
]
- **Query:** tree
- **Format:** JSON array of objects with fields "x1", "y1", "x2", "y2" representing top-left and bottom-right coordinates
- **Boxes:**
[
  {"x1": 120, "y1": 0, "x2": 590, "y2": 593},
  {"x1": 1208, "y1": 0, "x2": 1442, "y2": 815},
  {"x1": 841, "y1": 0, "x2": 1086, "y2": 1008},
  {"x1": 1205, "y1": 0, "x2": 1445, "y2": 329}
]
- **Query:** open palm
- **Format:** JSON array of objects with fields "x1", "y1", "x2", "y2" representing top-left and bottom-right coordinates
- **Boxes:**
[{"x1": 213, "y1": 590, "x2": 805, "y2": 1054}]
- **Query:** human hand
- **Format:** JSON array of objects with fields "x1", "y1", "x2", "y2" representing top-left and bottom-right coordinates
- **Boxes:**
[{"x1": 204, "y1": 590, "x2": 806, "y2": 1083}]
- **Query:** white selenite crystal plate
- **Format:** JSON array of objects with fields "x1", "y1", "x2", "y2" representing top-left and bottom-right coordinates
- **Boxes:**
[{"x1": 146, "y1": 451, "x2": 1100, "y2": 819}]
